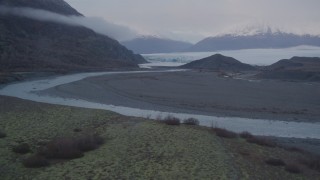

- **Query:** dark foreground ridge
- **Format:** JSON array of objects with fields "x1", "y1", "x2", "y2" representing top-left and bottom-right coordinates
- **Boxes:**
[
  {"x1": 0, "y1": 0, "x2": 146, "y2": 72},
  {"x1": 180, "y1": 54, "x2": 256, "y2": 71}
]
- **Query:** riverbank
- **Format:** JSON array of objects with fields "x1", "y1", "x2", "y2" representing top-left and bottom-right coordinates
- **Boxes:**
[
  {"x1": 0, "y1": 72, "x2": 59, "y2": 85},
  {"x1": 0, "y1": 66, "x2": 146, "y2": 85},
  {"x1": 0, "y1": 96, "x2": 319, "y2": 179}
]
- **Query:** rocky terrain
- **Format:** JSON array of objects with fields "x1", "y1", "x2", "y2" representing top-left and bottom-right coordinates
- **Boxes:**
[{"x1": 0, "y1": 0, "x2": 146, "y2": 73}]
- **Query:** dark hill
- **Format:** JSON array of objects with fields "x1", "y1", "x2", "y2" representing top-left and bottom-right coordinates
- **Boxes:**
[
  {"x1": 122, "y1": 36, "x2": 193, "y2": 54},
  {"x1": 180, "y1": 54, "x2": 256, "y2": 71},
  {"x1": 258, "y1": 57, "x2": 320, "y2": 81},
  {"x1": 0, "y1": 0, "x2": 146, "y2": 72},
  {"x1": 266, "y1": 57, "x2": 320, "y2": 71}
]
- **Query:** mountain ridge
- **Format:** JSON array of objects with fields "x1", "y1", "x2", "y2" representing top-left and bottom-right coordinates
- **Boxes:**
[
  {"x1": 0, "y1": 0, "x2": 82, "y2": 16},
  {"x1": 122, "y1": 36, "x2": 193, "y2": 54}
]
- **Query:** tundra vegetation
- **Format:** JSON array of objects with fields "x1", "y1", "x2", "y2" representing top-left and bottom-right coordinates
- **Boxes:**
[{"x1": 0, "y1": 96, "x2": 319, "y2": 179}]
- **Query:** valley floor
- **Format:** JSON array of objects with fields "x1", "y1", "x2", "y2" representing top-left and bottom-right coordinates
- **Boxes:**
[{"x1": 40, "y1": 70, "x2": 320, "y2": 122}]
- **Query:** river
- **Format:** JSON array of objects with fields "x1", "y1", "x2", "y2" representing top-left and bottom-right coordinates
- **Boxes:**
[{"x1": 1, "y1": 70, "x2": 320, "y2": 139}]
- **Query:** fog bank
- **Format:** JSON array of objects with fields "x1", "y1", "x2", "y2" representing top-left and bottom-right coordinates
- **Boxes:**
[{"x1": 0, "y1": 5, "x2": 138, "y2": 41}]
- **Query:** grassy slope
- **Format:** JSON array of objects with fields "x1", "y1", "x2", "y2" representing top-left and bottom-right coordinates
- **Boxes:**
[{"x1": 0, "y1": 96, "x2": 318, "y2": 179}]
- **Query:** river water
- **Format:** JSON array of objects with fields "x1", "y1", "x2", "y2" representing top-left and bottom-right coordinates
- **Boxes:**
[{"x1": 1, "y1": 70, "x2": 320, "y2": 139}]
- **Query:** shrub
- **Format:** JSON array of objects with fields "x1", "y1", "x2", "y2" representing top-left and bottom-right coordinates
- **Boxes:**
[
  {"x1": 301, "y1": 156, "x2": 320, "y2": 172},
  {"x1": 12, "y1": 143, "x2": 31, "y2": 154},
  {"x1": 40, "y1": 137, "x2": 84, "y2": 159},
  {"x1": 22, "y1": 155, "x2": 49, "y2": 168},
  {"x1": 213, "y1": 128, "x2": 237, "y2": 138},
  {"x1": 239, "y1": 131, "x2": 254, "y2": 139},
  {"x1": 238, "y1": 150, "x2": 250, "y2": 156},
  {"x1": 246, "y1": 137, "x2": 276, "y2": 147},
  {"x1": 284, "y1": 146, "x2": 305, "y2": 153},
  {"x1": 265, "y1": 158, "x2": 286, "y2": 166},
  {"x1": 162, "y1": 116, "x2": 181, "y2": 125},
  {"x1": 183, "y1": 118, "x2": 200, "y2": 125},
  {"x1": 73, "y1": 128, "x2": 82, "y2": 132},
  {"x1": 40, "y1": 134, "x2": 104, "y2": 159},
  {"x1": 76, "y1": 134, "x2": 104, "y2": 152},
  {"x1": 0, "y1": 130, "x2": 6, "y2": 138},
  {"x1": 285, "y1": 164, "x2": 302, "y2": 174}
]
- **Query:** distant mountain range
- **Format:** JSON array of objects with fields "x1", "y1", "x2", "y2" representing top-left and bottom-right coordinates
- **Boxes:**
[
  {"x1": 0, "y1": 0, "x2": 146, "y2": 72},
  {"x1": 121, "y1": 36, "x2": 193, "y2": 54},
  {"x1": 187, "y1": 30, "x2": 320, "y2": 52},
  {"x1": 122, "y1": 29, "x2": 320, "y2": 54}
]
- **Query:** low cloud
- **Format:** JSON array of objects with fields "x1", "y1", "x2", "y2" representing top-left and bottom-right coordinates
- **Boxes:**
[
  {"x1": 65, "y1": 0, "x2": 320, "y2": 42},
  {"x1": 0, "y1": 5, "x2": 138, "y2": 41}
]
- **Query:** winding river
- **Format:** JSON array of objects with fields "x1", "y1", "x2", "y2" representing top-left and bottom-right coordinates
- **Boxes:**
[{"x1": 1, "y1": 70, "x2": 320, "y2": 139}]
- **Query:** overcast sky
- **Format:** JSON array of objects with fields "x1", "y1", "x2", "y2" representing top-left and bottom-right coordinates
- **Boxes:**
[{"x1": 65, "y1": 0, "x2": 320, "y2": 43}]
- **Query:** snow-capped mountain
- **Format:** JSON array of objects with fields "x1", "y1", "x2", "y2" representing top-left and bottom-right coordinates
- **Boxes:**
[
  {"x1": 215, "y1": 24, "x2": 286, "y2": 37},
  {"x1": 187, "y1": 25, "x2": 320, "y2": 52}
]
